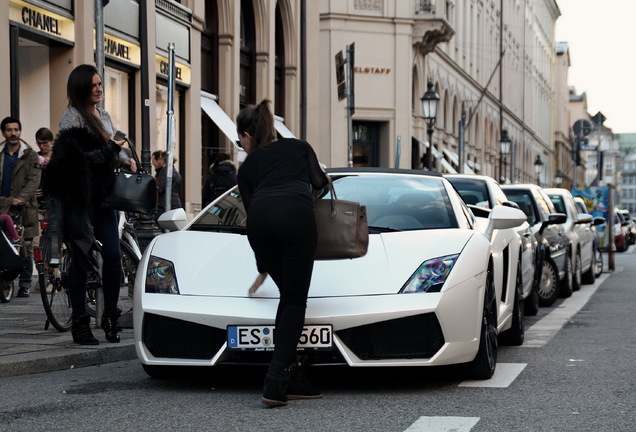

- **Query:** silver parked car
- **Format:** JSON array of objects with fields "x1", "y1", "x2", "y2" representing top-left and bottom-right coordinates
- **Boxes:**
[{"x1": 545, "y1": 188, "x2": 596, "y2": 291}]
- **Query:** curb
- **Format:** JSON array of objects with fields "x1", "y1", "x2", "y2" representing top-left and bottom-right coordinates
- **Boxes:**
[{"x1": 0, "y1": 339, "x2": 136, "y2": 378}]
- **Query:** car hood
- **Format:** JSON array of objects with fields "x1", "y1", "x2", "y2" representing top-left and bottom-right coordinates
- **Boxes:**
[{"x1": 146, "y1": 229, "x2": 475, "y2": 298}]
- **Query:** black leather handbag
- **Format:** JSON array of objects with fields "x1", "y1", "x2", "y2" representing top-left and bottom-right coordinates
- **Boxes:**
[
  {"x1": 314, "y1": 176, "x2": 369, "y2": 260},
  {"x1": 102, "y1": 139, "x2": 158, "y2": 215}
]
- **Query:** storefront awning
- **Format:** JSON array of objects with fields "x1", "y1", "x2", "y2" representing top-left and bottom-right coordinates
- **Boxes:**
[
  {"x1": 201, "y1": 91, "x2": 240, "y2": 148},
  {"x1": 274, "y1": 115, "x2": 295, "y2": 138},
  {"x1": 413, "y1": 137, "x2": 456, "y2": 174},
  {"x1": 442, "y1": 148, "x2": 476, "y2": 175}
]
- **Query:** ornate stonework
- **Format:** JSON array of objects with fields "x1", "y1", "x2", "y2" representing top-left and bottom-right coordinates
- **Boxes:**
[{"x1": 354, "y1": 0, "x2": 382, "y2": 12}]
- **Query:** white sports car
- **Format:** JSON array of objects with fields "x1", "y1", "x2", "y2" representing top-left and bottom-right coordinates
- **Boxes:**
[{"x1": 134, "y1": 169, "x2": 526, "y2": 380}]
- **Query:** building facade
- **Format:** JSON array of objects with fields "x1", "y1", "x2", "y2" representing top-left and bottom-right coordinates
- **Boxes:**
[
  {"x1": 318, "y1": 0, "x2": 561, "y2": 185},
  {"x1": 0, "y1": 0, "x2": 322, "y2": 215}
]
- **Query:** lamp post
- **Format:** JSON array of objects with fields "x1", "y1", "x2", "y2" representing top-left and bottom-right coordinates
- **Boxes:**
[
  {"x1": 500, "y1": 129, "x2": 511, "y2": 183},
  {"x1": 421, "y1": 81, "x2": 440, "y2": 171},
  {"x1": 555, "y1": 169, "x2": 564, "y2": 187},
  {"x1": 534, "y1": 155, "x2": 544, "y2": 186}
]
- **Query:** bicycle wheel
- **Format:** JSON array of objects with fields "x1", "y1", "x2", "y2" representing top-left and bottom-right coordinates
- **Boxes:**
[{"x1": 38, "y1": 236, "x2": 72, "y2": 332}]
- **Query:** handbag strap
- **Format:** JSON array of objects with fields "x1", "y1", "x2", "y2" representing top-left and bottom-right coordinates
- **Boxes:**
[
  {"x1": 121, "y1": 138, "x2": 149, "y2": 175},
  {"x1": 325, "y1": 175, "x2": 337, "y2": 217}
]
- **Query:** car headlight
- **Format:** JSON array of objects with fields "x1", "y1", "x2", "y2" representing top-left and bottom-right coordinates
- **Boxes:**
[
  {"x1": 145, "y1": 256, "x2": 179, "y2": 294},
  {"x1": 399, "y1": 254, "x2": 459, "y2": 293}
]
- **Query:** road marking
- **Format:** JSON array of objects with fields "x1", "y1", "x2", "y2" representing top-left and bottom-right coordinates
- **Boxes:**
[
  {"x1": 404, "y1": 416, "x2": 480, "y2": 432},
  {"x1": 458, "y1": 362, "x2": 527, "y2": 388},
  {"x1": 522, "y1": 272, "x2": 610, "y2": 347}
]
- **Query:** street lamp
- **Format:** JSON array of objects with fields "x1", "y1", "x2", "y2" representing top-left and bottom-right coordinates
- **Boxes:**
[
  {"x1": 555, "y1": 169, "x2": 564, "y2": 187},
  {"x1": 421, "y1": 80, "x2": 440, "y2": 171},
  {"x1": 534, "y1": 155, "x2": 544, "y2": 185},
  {"x1": 500, "y1": 129, "x2": 511, "y2": 183}
]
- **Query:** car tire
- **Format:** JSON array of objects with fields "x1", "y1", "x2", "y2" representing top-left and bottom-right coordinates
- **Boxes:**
[
  {"x1": 0, "y1": 279, "x2": 13, "y2": 303},
  {"x1": 581, "y1": 248, "x2": 596, "y2": 284},
  {"x1": 465, "y1": 268, "x2": 497, "y2": 380},
  {"x1": 500, "y1": 264, "x2": 525, "y2": 346},
  {"x1": 593, "y1": 247, "x2": 603, "y2": 278},
  {"x1": 571, "y1": 251, "x2": 582, "y2": 292},
  {"x1": 559, "y1": 253, "x2": 574, "y2": 298},
  {"x1": 538, "y1": 260, "x2": 559, "y2": 307},
  {"x1": 524, "y1": 281, "x2": 540, "y2": 316}
]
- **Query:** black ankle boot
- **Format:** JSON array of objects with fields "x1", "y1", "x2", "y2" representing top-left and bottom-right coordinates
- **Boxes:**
[
  {"x1": 287, "y1": 358, "x2": 322, "y2": 399},
  {"x1": 101, "y1": 309, "x2": 121, "y2": 343},
  {"x1": 71, "y1": 315, "x2": 99, "y2": 345},
  {"x1": 262, "y1": 361, "x2": 291, "y2": 407}
]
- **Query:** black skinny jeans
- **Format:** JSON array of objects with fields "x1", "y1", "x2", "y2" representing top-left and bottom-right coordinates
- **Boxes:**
[
  {"x1": 247, "y1": 196, "x2": 317, "y2": 368},
  {"x1": 68, "y1": 206, "x2": 122, "y2": 317}
]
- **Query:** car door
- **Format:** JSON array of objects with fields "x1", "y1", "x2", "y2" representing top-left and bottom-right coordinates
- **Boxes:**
[
  {"x1": 567, "y1": 195, "x2": 593, "y2": 270},
  {"x1": 535, "y1": 189, "x2": 569, "y2": 280}
]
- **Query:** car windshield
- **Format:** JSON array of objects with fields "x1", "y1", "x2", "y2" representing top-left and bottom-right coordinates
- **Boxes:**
[
  {"x1": 446, "y1": 177, "x2": 491, "y2": 208},
  {"x1": 549, "y1": 195, "x2": 566, "y2": 214},
  {"x1": 189, "y1": 188, "x2": 247, "y2": 232},
  {"x1": 190, "y1": 174, "x2": 458, "y2": 232},
  {"x1": 503, "y1": 190, "x2": 538, "y2": 226},
  {"x1": 325, "y1": 174, "x2": 458, "y2": 231}
]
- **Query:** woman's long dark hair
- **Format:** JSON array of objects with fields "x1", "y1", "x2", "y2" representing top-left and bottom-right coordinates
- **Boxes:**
[
  {"x1": 236, "y1": 99, "x2": 276, "y2": 150},
  {"x1": 67, "y1": 64, "x2": 110, "y2": 143}
]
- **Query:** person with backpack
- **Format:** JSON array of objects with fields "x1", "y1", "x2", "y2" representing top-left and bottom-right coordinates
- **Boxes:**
[{"x1": 202, "y1": 152, "x2": 237, "y2": 207}]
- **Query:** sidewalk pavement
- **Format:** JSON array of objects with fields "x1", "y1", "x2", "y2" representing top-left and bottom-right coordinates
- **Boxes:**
[{"x1": 0, "y1": 284, "x2": 136, "y2": 378}]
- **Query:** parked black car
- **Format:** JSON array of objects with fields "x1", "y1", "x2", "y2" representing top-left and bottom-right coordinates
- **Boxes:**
[{"x1": 502, "y1": 184, "x2": 569, "y2": 307}]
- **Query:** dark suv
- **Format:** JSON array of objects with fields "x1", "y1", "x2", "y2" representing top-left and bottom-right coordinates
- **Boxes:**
[{"x1": 502, "y1": 184, "x2": 570, "y2": 307}]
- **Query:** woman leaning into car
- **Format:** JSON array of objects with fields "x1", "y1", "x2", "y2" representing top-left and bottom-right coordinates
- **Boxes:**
[{"x1": 236, "y1": 99, "x2": 328, "y2": 407}]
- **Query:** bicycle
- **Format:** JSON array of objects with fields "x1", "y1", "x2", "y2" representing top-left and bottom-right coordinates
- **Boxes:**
[
  {"x1": 85, "y1": 211, "x2": 142, "y2": 319},
  {"x1": 35, "y1": 211, "x2": 142, "y2": 332}
]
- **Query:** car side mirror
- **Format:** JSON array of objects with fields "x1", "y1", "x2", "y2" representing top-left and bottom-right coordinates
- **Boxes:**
[
  {"x1": 502, "y1": 201, "x2": 520, "y2": 210},
  {"x1": 484, "y1": 205, "x2": 527, "y2": 241},
  {"x1": 576, "y1": 213, "x2": 593, "y2": 224},
  {"x1": 539, "y1": 212, "x2": 566, "y2": 235},
  {"x1": 593, "y1": 217, "x2": 606, "y2": 226},
  {"x1": 158, "y1": 208, "x2": 188, "y2": 231}
]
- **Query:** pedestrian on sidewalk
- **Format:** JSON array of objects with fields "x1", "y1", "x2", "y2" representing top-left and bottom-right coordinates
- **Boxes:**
[
  {"x1": 237, "y1": 99, "x2": 328, "y2": 407},
  {"x1": 45, "y1": 64, "x2": 125, "y2": 345},
  {"x1": 0, "y1": 116, "x2": 41, "y2": 298}
]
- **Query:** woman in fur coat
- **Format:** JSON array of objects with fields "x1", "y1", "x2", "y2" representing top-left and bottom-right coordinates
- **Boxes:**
[{"x1": 45, "y1": 64, "x2": 125, "y2": 345}]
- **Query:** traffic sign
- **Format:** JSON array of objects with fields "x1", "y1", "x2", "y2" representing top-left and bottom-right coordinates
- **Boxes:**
[{"x1": 573, "y1": 119, "x2": 592, "y2": 137}]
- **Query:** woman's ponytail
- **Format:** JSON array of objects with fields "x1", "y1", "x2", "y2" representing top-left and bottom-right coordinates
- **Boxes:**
[{"x1": 237, "y1": 99, "x2": 276, "y2": 151}]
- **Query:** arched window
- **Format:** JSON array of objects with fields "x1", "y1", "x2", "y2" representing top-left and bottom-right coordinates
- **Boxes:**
[
  {"x1": 274, "y1": 3, "x2": 286, "y2": 116},
  {"x1": 240, "y1": 0, "x2": 256, "y2": 106}
]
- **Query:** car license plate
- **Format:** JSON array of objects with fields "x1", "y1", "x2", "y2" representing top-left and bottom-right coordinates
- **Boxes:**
[{"x1": 227, "y1": 325, "x2": 333, "y2": 351}]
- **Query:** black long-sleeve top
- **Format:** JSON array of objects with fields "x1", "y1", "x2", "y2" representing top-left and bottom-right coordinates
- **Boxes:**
[{"x1": 237, "y1": 138, "x2": 328, "y2": 212}]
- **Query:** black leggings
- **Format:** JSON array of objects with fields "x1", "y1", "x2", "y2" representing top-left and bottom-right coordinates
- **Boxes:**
[
  {"x1": 68, "y1": 206, "x2": 122, "y2": 317},
  {"x1": 247, "y1": 196, "x2": 317, "y2": 367}
]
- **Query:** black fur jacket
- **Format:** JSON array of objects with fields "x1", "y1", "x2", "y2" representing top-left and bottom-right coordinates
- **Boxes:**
[{"x1": 44, "y1": 127, "x2": 120, "y2": 271}]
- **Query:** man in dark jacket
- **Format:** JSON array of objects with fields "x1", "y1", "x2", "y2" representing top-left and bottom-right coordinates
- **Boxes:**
[
  {"x1": 0, "y1": 117, "x2": 41, "y2": 297},
  {"x1": 151, "y1": 150, "x2": 183, "y2": 221}
]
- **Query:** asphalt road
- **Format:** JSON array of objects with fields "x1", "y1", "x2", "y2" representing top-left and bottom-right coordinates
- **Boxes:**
[{"x1": 0, "y1": 249, "x2": 634, "y2": 432}]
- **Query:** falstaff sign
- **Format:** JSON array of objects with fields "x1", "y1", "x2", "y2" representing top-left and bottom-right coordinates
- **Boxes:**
[{"x1": 9, "y1": 0, "x2": 74, "y2": 43}]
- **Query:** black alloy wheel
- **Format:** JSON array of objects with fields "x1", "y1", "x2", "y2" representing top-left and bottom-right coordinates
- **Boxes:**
[{"x1": 465, "y1": 268, "x2": 498, "y2": 379}]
